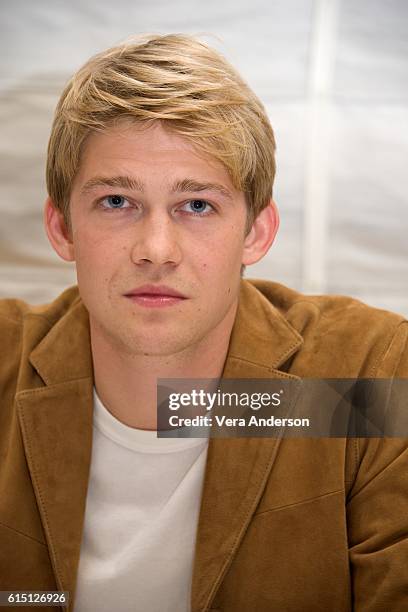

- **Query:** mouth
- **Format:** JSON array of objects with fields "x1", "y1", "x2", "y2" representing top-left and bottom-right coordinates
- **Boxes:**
[{"x1": 124, "y1": 284, "x2": 188, "y2": 308}]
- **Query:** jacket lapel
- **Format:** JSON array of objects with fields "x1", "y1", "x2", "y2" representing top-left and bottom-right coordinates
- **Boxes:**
[
  {"x1": 15, "y1": 299, "x2": 94, "y2": 609},
  {"x1": 191, "y1": 280, "x2": 303, "y2": 611}
]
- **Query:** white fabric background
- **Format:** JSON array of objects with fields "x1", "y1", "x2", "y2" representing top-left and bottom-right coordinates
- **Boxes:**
[{"x1": 0, "y1": 0, "x2": 407, "y2": 315}]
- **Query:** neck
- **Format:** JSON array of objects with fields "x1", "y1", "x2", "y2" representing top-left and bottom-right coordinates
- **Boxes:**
[{"x1": 90, "y1": 300, "x2": 238, "y2": 430}]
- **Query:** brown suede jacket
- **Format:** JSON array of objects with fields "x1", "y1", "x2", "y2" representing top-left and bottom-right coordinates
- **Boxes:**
[{"x1": 0, "y1": 279, "x2": 407, "y2": 612}]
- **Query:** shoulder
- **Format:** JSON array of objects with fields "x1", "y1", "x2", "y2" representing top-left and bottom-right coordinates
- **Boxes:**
[
  {"x1": 247, "y1": 278, "x2": 407, "y2": 337},
  {"x1": 248, "y1": 278, "x2": 405, "y2": 326},
  {"x1": 0, "y1": 285, "x2": 81, "y2": 327},
  {"x1": 0, "y1": 285, "x2": 82, "y2": 381},
  {"x1": 246, "y1": 279, "x2": 408, "y2": 377}
]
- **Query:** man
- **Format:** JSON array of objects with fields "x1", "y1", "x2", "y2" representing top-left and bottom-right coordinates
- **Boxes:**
[{"x1": 0, "y1": 34, "x2": 407, "y2": 612}]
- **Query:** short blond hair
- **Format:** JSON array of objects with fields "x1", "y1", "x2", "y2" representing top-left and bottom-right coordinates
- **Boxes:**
[{"x1": 46, "y1": 34, "x2": 276, "y2": 229}]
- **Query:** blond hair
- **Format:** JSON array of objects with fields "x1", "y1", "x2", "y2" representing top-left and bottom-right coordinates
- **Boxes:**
[{"x1": 46, "y1": 34, "x2": 276, "y2": 229}]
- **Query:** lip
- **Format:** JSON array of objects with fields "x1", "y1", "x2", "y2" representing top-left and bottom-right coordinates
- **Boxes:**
[
  {"x1": 124, "y1": 284, "x2": 188, "y2": 308},
  {"x1": 124, "y1": 284, "x2": 187, "y2": 298}
]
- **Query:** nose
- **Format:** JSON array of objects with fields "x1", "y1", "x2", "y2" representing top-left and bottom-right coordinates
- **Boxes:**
[{"x1": 130, "y1": 211, "x2": 182, "y2": 268}]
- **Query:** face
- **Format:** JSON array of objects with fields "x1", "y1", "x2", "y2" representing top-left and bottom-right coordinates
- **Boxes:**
[{"x1": 46, "y1": 121, "x2": 278, "y2": 357}]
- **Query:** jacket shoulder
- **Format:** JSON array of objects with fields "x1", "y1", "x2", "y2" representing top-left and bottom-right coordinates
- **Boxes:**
[
  {"x1": 249, "y1": 278, "x2": 405, "y2": 324},
  {"x1": 247, "y1": 278, "x2": 408, "y2": 377},
  {"x1": 0, "y1": 285, "x2": 81, "y2": 327}
]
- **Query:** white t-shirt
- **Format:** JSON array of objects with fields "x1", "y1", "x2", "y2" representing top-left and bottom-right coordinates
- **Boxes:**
[{"x1": 74, "y1": 388, "x2": 209, "y2": 612}]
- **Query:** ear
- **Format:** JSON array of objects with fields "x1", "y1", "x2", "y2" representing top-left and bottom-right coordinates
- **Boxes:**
[
  {"x1": 44, "y1": 197, "x2": 75, "y2": 262},
  {"x1": 242, "y1": 199, "x2": 279, "y2": 265}
]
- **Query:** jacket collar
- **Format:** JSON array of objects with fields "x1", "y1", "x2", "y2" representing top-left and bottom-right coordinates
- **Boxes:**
[
  {"x1": 28, "y1": 295, "x2": 93, "y2": 385},
  {"x1": 16, "y1": 280, "x2": 303, "y2": 611},
  {"x1": 224, "y1": 279, "x2": 303, "y2": 375}
]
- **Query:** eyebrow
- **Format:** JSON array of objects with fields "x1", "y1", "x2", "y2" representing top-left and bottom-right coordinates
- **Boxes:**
[
  {"x1": 170, "y1": 178, "x2": 234, "y2": 201},
  {"x1": 80, "y1": 175, "x2": 144, "y2": 194},
  {"x1": 80, "y1": 175, "x2": 234, "y2": 201}
]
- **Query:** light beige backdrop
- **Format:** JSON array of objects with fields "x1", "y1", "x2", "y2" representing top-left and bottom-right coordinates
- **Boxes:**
[{"x1": 1, "y1": 0, "x2": 407, "y2": 315}]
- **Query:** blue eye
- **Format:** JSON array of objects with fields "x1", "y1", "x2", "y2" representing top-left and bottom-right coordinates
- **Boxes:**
[
  {"x1": 181, "y1": 200, "x2": 213, "y2": 215},
  {"x1": 106, "y1": 195, "x2": 127, "y2": 209},
  {"x1": 190, "y1": 200, "x2": 207, "y2": 212}
]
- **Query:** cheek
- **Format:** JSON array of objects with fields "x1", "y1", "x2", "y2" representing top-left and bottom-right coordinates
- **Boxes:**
[
  {"x1": 203, "y1": 229, "x2": 244, "y2": 269},
  {"x1": 73, "y1": 232, "x2": 122, "y2": 292},
  {"x1": 194, "y1": 238, "x2": 243, "y2": 285},
  {"x1": 73, "y1": 225, "x2": 116, "y2": 262}
]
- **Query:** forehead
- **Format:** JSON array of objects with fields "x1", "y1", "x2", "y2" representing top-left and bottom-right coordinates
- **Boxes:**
[{"x1": 75, "y1": 120, "x2": 235, "y2": 189}]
